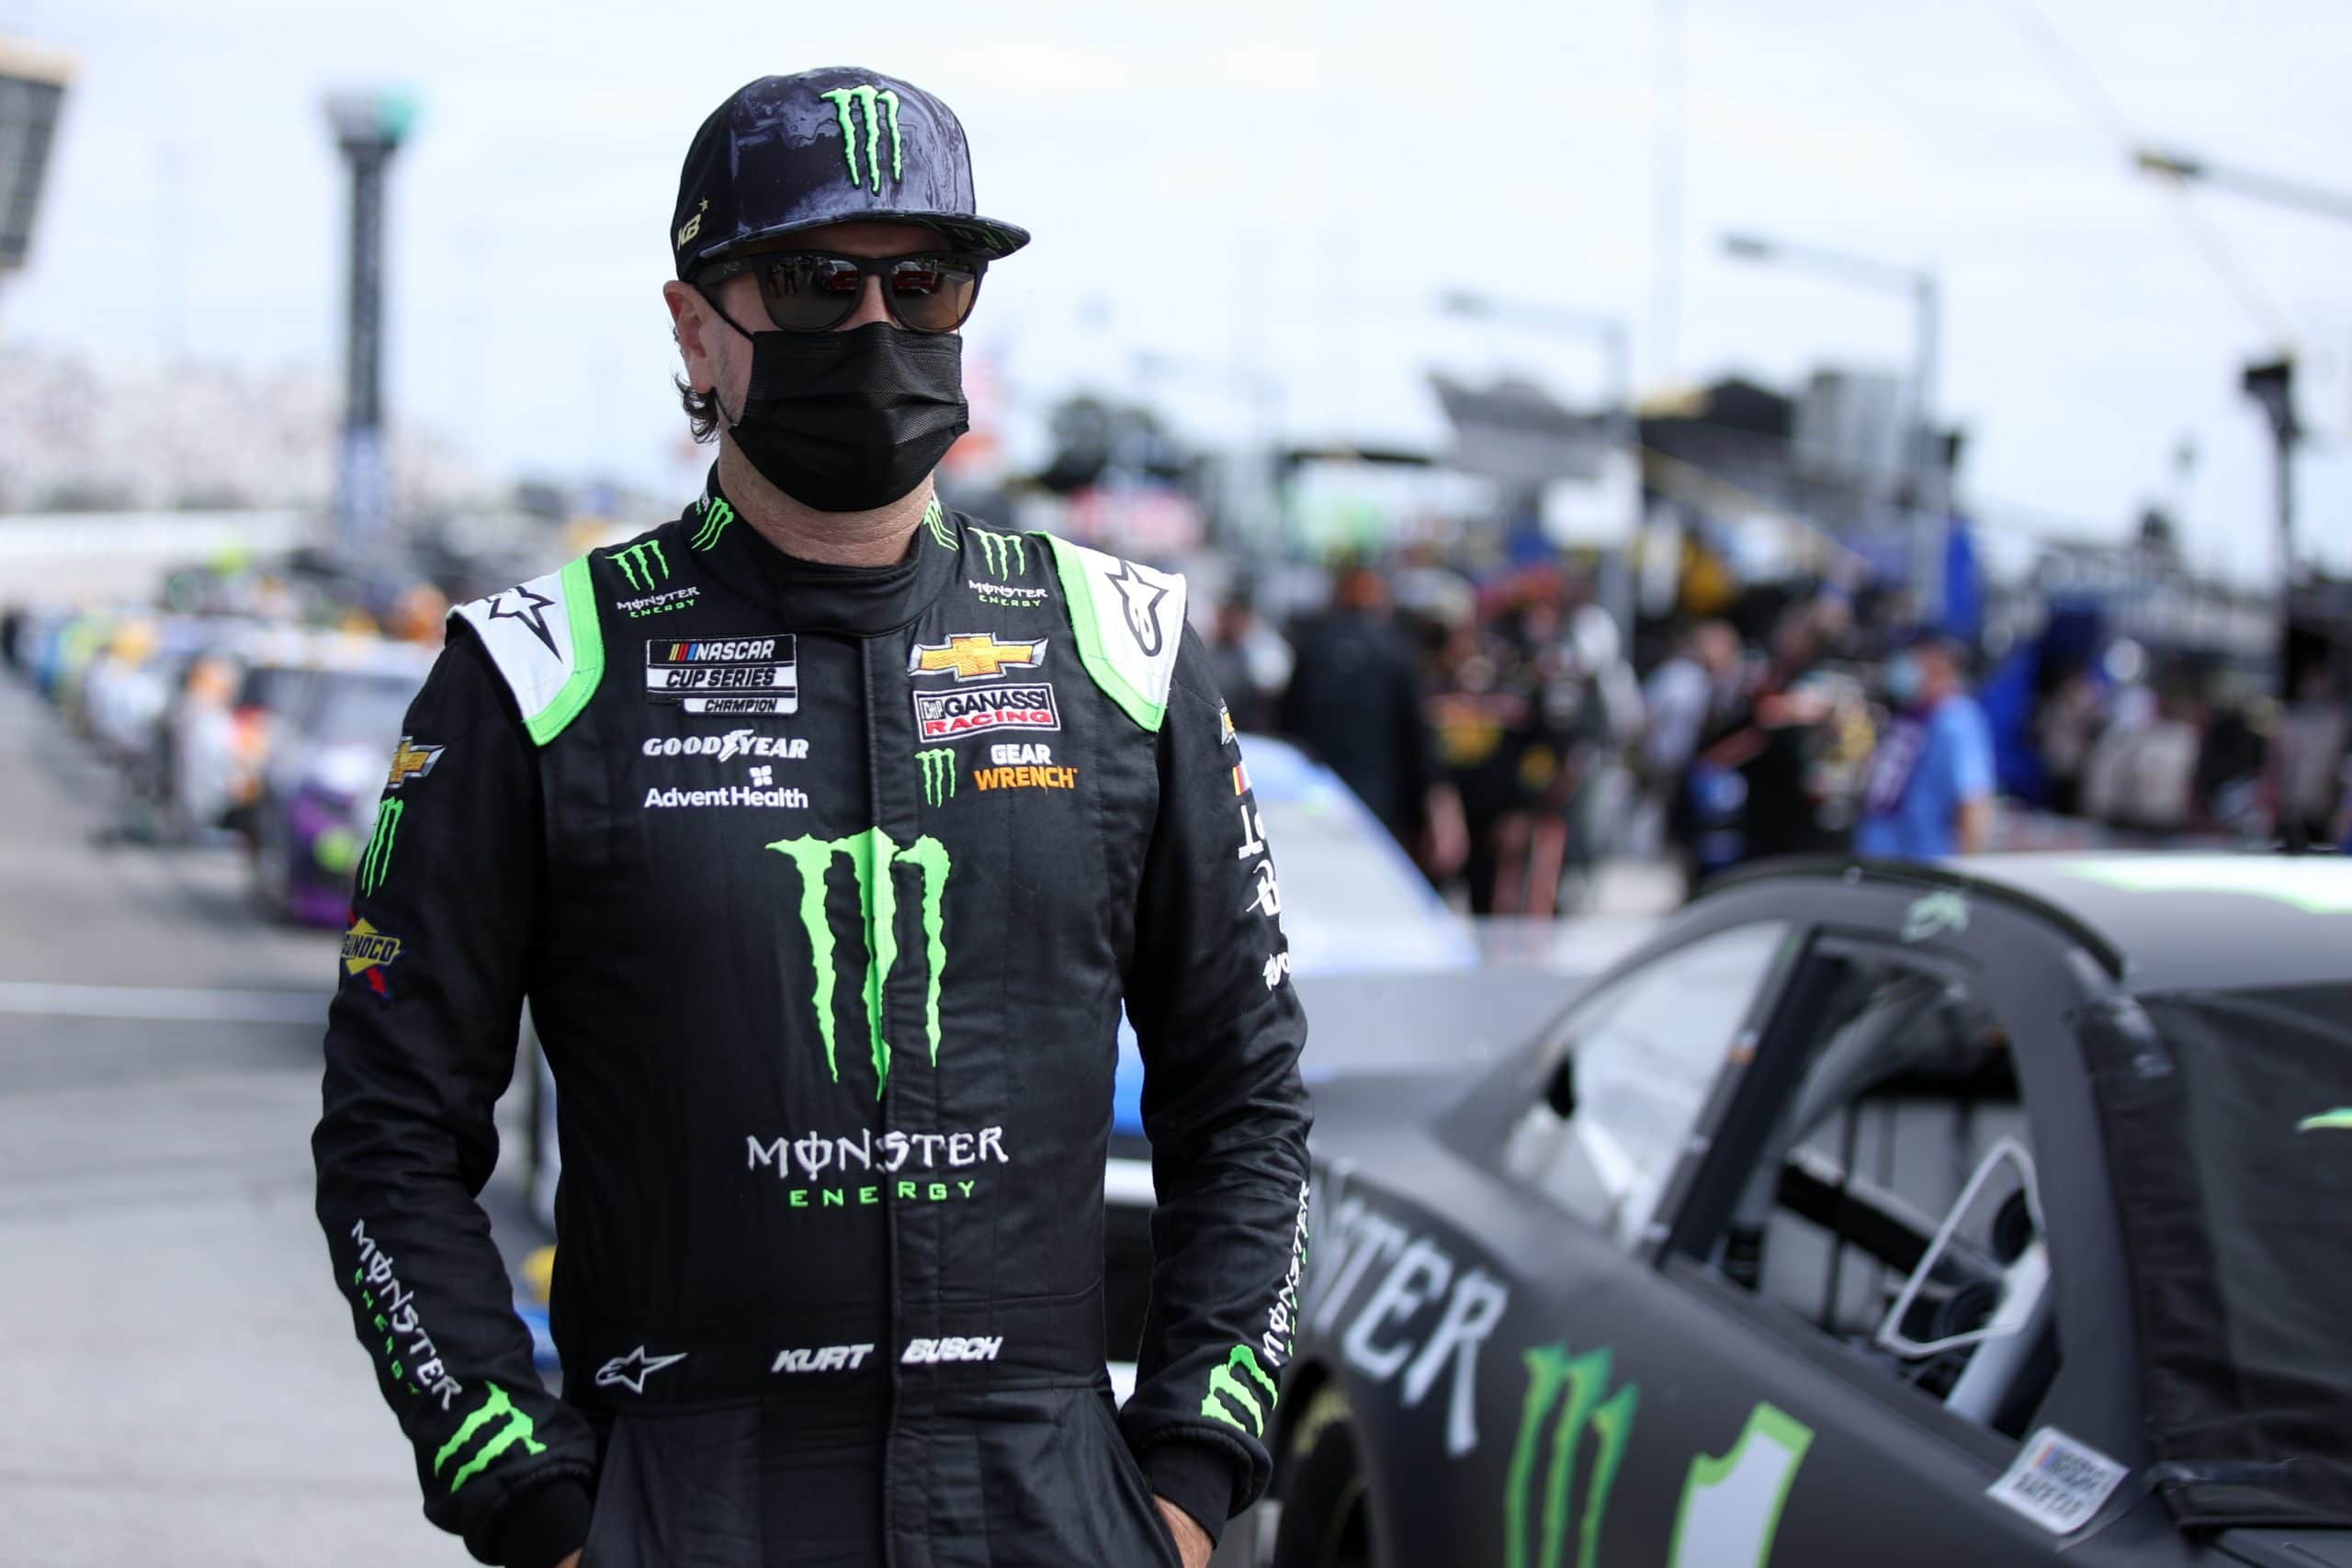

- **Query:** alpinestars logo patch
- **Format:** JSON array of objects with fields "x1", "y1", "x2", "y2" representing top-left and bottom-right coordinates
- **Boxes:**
[{"x1": 1106, "y1": 559, "x2": 1170, "y2": 656}]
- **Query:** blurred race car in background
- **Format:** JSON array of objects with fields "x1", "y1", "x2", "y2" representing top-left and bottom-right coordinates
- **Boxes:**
[
  {"x1": 1255, "y1": 854, "x2": 2352, "y2": 1568},
  {"x1": 247, "y1": 640, "x2": 435, "y2": 924}
]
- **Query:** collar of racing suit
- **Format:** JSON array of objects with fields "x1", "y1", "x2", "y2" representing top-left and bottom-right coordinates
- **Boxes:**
[{"x1": 684, "y1": 466, "x2": 964, "y2": 639}]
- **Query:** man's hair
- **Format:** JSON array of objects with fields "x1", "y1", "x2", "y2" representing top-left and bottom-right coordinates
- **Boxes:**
[{"x1": 675, "y1": 372, "x2": 721, "y2": 445}]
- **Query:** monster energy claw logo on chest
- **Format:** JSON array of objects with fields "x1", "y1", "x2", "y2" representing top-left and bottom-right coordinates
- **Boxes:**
[
  {"x1": 970, "y1": 525, "x2": 1026, "y2": 578},
  {"x1": 609, "y1": 539, "x2": 670, "y2": 592},
  {"x1": 769, "y1": 829, "x2": 951, "y2": 1096},
  {"x1": 822, "y1": 84, "x2": 905, "y2": 193},
  {"x1": 917, "y1": 749, "x2": 956, "y2": 807}
]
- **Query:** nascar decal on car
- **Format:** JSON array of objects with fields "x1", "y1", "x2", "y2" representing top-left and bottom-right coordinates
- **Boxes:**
[
  {"x1": 773, "y1": 1343, "x2": 876, "y2": 1374},
  {"x1": 386, "y1": 736, "x2": 444, "y2": 788},
  {"x1": 348, "y1": 1218, "x2": 463, "y2": 1408},
  {"x1": 1504, "y1": 1342, "x2": 1638, "y2": 1568},
  {"x1": 971, "y1": 741, "x2": 1077, "y2": 792},
  {"x1": 908, "y1": 632, "x2": 1047, "y2": 681},
  {"x1": 1666, "y1": 1403, "x2": 1814, "y2": 1568},
  {"x1": 1986, "y1": 1428, "x2": 2130, "y2": 1536},
  {"x1": 357, "y1": 799, "x2": 403, "y2": 897},
  {"x1": 433, "y1": 1382, "x2": 546, "y2": 1495},
  {"x1": 594, "y1": 1344, "x2": 688, "y2": 1395},
  {"x1": 1901, "y1": 888, "x2": 1969, "y2": 943},
  {"x1": 646, "y1": 635, "x2": 797, "y2": 716},
  {"x1": 341, "y1": 919, "x2": 403, "y2": 998},
  {"x1": 1305, "y1": 1194, "x2": 1511, "y2": 1459},
  {"x1": 913, "y1": 682, "x2": 1060, "y2": 741}
]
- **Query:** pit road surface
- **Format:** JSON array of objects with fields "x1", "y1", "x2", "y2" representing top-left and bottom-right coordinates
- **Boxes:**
[{"x1": 0, "y1": 673, "x2": 474, "y2": 1564}]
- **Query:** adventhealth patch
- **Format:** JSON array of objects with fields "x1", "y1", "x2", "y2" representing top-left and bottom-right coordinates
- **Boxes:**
[{"x1": 646, "y1": 635, "x2": 798, "y2": 716}]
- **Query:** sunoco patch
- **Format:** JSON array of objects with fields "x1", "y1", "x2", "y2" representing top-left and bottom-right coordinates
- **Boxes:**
[
  {"x1": 646, "y1": 635, "x2": 797, "y2": 716},
  {"x1": 1985, "y1": 1428, "x2": 2129, "y2": 1535},
  {"x1": 913, "y1": 682, "x2": 1060, "y2": 741}
]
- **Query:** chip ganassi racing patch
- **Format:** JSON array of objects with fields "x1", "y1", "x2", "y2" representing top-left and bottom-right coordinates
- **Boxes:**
[
  {"x1": 912, "y1": 682, "x2": 1060, "y2": 741},
  {"x1": 646, "y1": 635, "x2": 797, "y2": 716}
]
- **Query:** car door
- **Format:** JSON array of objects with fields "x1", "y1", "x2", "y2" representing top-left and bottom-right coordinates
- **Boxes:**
[
  {"x1": 1298, "y1": 911, "x2": 1804, "y2": 1568},
  {"x1": 1599, "y1": 878, "x2": 2208, "y2": 1567}
]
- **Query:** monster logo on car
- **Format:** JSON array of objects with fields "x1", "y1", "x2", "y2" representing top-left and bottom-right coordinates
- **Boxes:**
[{"x1": 1504, "y1": 1342, "x2": 1638, "y2": 1568}]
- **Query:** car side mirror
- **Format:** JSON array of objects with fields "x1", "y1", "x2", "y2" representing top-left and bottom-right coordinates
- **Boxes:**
[{"x1": 1545, "y1": 1053, "x2": 1578, "y2": 1121}]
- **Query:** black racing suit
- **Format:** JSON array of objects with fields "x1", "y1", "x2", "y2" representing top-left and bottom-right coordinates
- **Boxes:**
[{"x1": 312, "y1": 481, "x2": 1313, "y2": 1567}]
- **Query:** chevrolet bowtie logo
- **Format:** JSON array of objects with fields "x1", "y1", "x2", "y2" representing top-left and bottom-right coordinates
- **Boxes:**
[
  {"x1": 908, "y1": 634, "x2": 1047, "y2": 682},
  {"x1": 386, "y1": 736, "x2": 445, "y2": 789}
]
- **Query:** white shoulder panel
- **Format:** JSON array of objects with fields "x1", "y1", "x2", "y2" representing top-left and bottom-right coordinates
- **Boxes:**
[
  {"x1": 450, "y1": 555, "x2": 603, "y2": 745},
  {"x1": 1044, "y1": 536, "x2": 1188, "y2": 733}
]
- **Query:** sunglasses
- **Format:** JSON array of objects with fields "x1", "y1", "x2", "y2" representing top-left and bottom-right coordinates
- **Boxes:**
[{"x1": 696, "y1": 249, "x2": 985, "y2": 335}]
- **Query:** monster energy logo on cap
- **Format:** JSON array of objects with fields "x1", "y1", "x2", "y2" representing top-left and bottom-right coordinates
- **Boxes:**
[
  {"x1": 918, "y1": 749, "x2": 956, "y2": 807},
  {"x1": 769, "y1": 829, "x2": 951, "y2": 1097},
  {"x1": 433, "y1": 1382, "x2": 546, "y2": 1495},
  {"x1": 693, "y1": 495, "x2": 736, "y2": 552},
  {"x1": 970, "y1": 525, "x2": 1026, "y2": 579},
  {"x1": 821, "y1": 84, "x2": 905, "y2": 193},
  {"x1": 1505, "y1": 1343, "x2": 1638, "y2": 1568},
  {"x1": 608, "y1": 539, "x2": 671, "y2": 592},
  {"x1": 1202, "y1": 1343, "x2": 1279, "y2": 1438},
  {"x1": 359, "y1": 798, "x2": 403, "y2": 897}
]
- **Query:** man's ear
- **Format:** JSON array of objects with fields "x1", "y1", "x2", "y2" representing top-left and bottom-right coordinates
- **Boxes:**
[{"x1": 662, "y1": 280, "x2": 717, "y2": 392}]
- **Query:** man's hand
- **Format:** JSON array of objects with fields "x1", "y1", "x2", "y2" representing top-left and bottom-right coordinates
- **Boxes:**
[
  {"x1": 551, "y1": 1553, "x2": 582, "y2": 1568},
  {"x1": 1155, "y1": 1495, "x2": 1213, "y2": 1568}
]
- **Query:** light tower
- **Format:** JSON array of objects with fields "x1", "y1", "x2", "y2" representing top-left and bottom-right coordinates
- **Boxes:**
[
  {"x1": 0, "y1": 38, "x2": 74, "y2": 318},
  {"x1": 324, "y1": 90, "x2": 415, "y2": 545}
]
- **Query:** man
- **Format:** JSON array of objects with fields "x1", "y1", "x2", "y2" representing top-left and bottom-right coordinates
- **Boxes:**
[
  {"x1": 313, "y1": 68, "x2": 1310, "y2": 1568},
  {"x1": 1278, "y1": 563, "x2": 1436, "y2": 849},
  {"x1": 1855, "y1": 630, "x2": 1996, "y2": 860}
]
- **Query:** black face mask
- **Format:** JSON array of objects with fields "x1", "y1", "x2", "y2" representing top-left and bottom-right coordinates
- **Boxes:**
[{"x1": 721, "y1": 321, "x2": 969, "y2": 513}]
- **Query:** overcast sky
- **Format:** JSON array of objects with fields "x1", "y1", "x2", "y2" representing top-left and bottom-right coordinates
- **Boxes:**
[{"x1": 5, "y1": 0, "x2": 2349, "y2": 583}]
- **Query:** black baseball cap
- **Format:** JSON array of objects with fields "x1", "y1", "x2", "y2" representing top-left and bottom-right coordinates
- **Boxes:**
[{"x1": 671, "y1": 68, "x2": 1030, "y2": 280}]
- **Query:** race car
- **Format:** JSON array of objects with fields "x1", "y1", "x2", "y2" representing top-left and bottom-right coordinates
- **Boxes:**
[{"x1": 1255, "y1": 854, "x2": 2352, "y2": 1568}]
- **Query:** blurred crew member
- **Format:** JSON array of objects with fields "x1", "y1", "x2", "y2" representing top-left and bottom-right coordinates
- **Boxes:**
[
  {"x1": 312, "y1": 69, "x2": 1306, "y2": 1568},
  {"x1": 1856, "y1": 632, "x2": 1996, "y2": 859},
  {"x1": 1280, "y1": 564, "x2": 1445, "y2": 852}
]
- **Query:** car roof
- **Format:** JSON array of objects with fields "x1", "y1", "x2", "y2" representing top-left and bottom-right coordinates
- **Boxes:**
[
  {"x1": 1949, "y1": 852, "x2": 2352, "y2": 994},
  {"x1": 1713, "y1": 853, "x2": 2352, "y2": 996}
]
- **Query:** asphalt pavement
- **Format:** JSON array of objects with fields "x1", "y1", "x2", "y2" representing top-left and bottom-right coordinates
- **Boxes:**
[{"x1": 0, "y1": 674, "x2": 481, "y2": 1565}]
